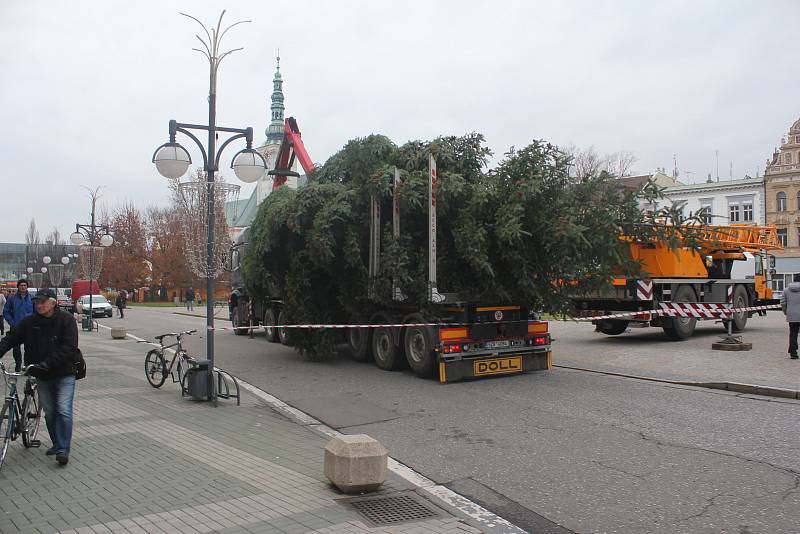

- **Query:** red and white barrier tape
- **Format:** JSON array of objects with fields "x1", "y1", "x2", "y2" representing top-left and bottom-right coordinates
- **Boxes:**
[{"x1": 572, "y1": 303, "x2": 781, "y2": 322}]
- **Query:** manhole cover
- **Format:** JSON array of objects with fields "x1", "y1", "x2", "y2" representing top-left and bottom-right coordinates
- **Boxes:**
[{"x1": 342, "y1": 492, "x2": 444, "y2": 527}]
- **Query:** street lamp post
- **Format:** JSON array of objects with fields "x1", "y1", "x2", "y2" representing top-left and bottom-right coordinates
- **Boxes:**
[
  {"x1": 70, "y1": 191, "x2": 113, "y2": 331},
  {"x1": 152, "y1": 10, "x2": 266, "y2": 379}
]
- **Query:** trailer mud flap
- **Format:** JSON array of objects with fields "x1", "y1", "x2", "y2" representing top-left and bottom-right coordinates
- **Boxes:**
[{"x1": 438, "y1": 350, "x2": 550, "y2": 383}]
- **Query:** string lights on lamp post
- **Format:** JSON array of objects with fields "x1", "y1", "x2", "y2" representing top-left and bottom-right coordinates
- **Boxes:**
[
  {"x1": 70, "y1": 189, "x2": 114, "y2": 331},
  {"x1": 151, "y1": 10, "x2": 266, "y2": 381}
]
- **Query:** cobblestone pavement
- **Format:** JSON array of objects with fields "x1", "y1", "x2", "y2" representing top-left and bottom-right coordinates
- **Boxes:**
[{"x1": 0, "y1": 332, "x2": 483, "y2": 534}]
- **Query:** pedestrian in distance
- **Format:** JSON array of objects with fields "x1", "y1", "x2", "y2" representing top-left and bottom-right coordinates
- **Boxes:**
[
  {"x1": 780, "y1": 281, "x2": 800, "y2": 359},
  {"x1": 0, "y1": 288, "x2": 79, "y2": 465},
  {"x1": 2, "y1": 280, "x2": 34, "y2": 371},
  {"x1": 0, "y1": 289, "x2": 6, "y2": 336},
  {"x1": 186, "y1": 287, "x2": 195, "y2": 312},
  {"x1": 115, "y1": 290, "x2": 127, "y2": 319}
]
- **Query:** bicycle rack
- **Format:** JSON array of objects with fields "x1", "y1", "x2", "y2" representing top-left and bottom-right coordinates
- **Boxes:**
[{"x1": 213, "y1": 368, "x2": 241, "y2": 406}]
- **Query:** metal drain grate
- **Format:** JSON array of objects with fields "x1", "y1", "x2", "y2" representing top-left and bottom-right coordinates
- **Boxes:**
[{"x1": 343, "y1": 493, "x2": 444, "y2": 527}]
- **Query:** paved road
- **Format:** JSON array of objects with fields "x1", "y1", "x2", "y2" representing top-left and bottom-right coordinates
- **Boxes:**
[{"x1": 107, "y1": 308, "x2": 800, "y2": 534}]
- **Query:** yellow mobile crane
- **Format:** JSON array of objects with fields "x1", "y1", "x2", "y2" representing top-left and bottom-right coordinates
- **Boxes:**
[{"x1": 573, "y1": 225, "x2": 782, "y2": 339}]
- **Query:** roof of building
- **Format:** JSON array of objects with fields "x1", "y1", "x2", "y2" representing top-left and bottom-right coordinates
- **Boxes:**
[
  {"x1": 617, "y1": 174, "x2": 651, "y2": 191},
  {"x1": 225, "y1": 190, "x2": 259, "y2": 228},
  {"x1": 662, "y1": 176, "x2": 763, "y2": 195}
]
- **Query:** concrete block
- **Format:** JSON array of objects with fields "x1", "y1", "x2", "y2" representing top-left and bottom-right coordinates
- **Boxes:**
[
  {"x1": 324, "y1": 434, "x2": 387, "y2": 493},
  {"x1": 111, "y1": 326, "x2": 127, "y2": 339}
]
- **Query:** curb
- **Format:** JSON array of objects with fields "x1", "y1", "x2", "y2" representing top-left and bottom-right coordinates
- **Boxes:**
[
  {"x1": 553, "y1": 364, "x2": 800, "y2": 400},
  {"x1": 95, "y1": 324, "x2": 527, "y2": 534}
]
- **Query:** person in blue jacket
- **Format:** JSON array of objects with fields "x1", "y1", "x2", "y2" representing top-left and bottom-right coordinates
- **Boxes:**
[{"x1": 3, "y1": 279, "x2": 34, "y2": 371}]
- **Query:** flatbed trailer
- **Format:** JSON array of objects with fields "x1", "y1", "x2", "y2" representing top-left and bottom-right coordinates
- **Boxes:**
[{"x1": 229, "y1": 145, "x2": 552, "y2": 382}]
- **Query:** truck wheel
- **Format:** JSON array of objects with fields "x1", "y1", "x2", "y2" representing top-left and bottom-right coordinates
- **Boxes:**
[
  {"x1": 404, "y1": 317, "x2": 435, "y2": 378},
  {"x1": 597, "y1": 320, "x2": 628, "y2": 335},
  {"x1": 663, "y1": 285, "x2": 697, "y2": 340},
  {"x1": 724, "y1": 285, "x2": 749, "y2": 333},
  {"x1": 372, "y1": 326, "x2": 401, "y2": 370},
  {"x1": 231, "y1": 307, "x2": 247, "y2": 336},
  {"x1": 347, "y1": 326, "x2": 372, "y2": 362},
  {"x1": 277, "y1": 310, "x2": 290, "y2": 345},
  {"x1": 263, "y1": 308, "x2": 279, "y2": 343}
]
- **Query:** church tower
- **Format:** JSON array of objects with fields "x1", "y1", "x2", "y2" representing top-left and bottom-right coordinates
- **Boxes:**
[{"x1": 256, "y1": 52, "x2": 296, "y2": 203}]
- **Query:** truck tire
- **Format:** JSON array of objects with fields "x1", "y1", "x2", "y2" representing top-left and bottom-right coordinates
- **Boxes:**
[
  {"x1": 372, "y1": 325, "x2": 402, "y2": 370},
  {"x1": 663, "y1": 285, "x2": 697, "y2": 340},
  {"x1": 231, "y1": 306, "x2": 248, "y2": 336},
  {"x1": 263, "y1": 308, "x2": 279, "y2": 343},
  {"x1": 404, "y1": 316, "x2": 435, "y2": 378},
  {"x1": 277, "y1": 310, "x2": 290, "y2": 345},
  {"x1": 724, "y1": 285, "x2": 749, "y2": 333},
  {"x1": 347, "y1": 326, "x2": 372, "y2": 362},
  {"x1": 597, "y1": 320, "x2": 628, "y2": 335}
]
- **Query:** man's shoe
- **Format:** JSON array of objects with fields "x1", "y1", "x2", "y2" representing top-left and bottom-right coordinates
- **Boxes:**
[
  {"x1": 791, "y1": 353, "x2": 799, "y2": 360},
  {"x1": 56, "y1": 452, "x2": 69, "y2": 465},
  {"x1": 45, "y1": 446, "x2": 59, "y2": 456}
]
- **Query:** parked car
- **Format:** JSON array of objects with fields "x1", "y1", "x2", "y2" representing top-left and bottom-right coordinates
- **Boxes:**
[{"x1": 76, "y1": 295, "x2": 113, "y2": 317}]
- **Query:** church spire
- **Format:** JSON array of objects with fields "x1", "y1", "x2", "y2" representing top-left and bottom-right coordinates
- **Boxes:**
[{"x1": 265, "y1": 50, "x2": 285, "y2": 144}]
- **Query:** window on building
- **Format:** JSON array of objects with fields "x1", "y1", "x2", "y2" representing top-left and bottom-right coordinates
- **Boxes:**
[
  {"x1": 777, "y1": 192, "x2": 788, "y2": 211},
  {"x1": 788, "y1": 153, "x2": 794, "y2": 164},
  {"x1": 774, "y1": 274, "x2": 786, "y2": 293},
  {"x1": 699, "y1": 201, "x2": 712, "y2": 224},
  {"x1": 728, "y1": 203, "x2": 740, "y2": 222},
  {"x1": 742, "y1": 202, "x2": 753, "y2": 222},
  {"x1": 778, "y1": 228, "x2": 788, "y2": 247}
]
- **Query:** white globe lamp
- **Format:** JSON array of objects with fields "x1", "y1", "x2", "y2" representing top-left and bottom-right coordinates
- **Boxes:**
[
  {"x1": 43, "y1": 256, "x2": 51, "y2": 265},
  {"x1": 70, "y1": 232, "x2": 85, "y2": 245},
  {"x1": 100, "y1": 234, "x2": 114, "y2": 247},
  {"x1": 153, "y1": 142, "x2": 192, "y2": 179},
  {"x1": 231, "y1": 148, "x2": 267, "y2": 183}
]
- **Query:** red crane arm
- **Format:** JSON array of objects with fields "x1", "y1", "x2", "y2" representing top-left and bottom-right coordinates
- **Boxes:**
[{"x1": 270, "y1": 117, "x2": 315, "y2": 189}]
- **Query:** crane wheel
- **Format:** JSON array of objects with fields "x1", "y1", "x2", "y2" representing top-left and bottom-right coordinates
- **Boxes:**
[
  {"x1": 663, "y1": 285, "x2": 697, "y2": 340},
  {"x1": 597, "y1": 320, "x2": 628, "y2": 335},
  {"x1": 724, "y1": 285, "x2": 749, "y2": 333},
  {"x1": 277, "y1": 310, "x2": 291, "y2": 345}
]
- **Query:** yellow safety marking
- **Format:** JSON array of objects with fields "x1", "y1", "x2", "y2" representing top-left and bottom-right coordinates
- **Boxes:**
[
  {"x1": 547, "y1": 350, "x2": 552, "y2": 369},
  {"x1": 439, "y1": 362, "x2": 446, "y2": 383}
]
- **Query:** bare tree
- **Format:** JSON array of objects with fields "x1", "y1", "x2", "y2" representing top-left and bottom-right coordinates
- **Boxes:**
[
  {"x1": 25, "y1": 219, "x2": 40, "y2": 246},
  {"x1": 45, "y1": 227, "x2": 64, "y2": 245},
  {"x1": 564, "y1": 145, "x2": 638, "y2": 181}
]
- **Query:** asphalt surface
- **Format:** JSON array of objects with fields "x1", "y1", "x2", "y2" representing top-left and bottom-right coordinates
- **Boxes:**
[{"x1": 104, "y1": 308, "x2": 800, "y2": 534}]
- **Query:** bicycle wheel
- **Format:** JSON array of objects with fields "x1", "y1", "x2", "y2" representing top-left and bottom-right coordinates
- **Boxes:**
[
  {"x1": 177, "y1": 355, "x2": 188, "y2": 396},
  {"x1": 0, "y1": 400, "x2": 14, "y2": 469},
  {"x1": 144, "y1": 350, "x2": 167, "y2": 388},
  {"x1": 21, "y1": 390, "x2": 42, "y2": 447}
]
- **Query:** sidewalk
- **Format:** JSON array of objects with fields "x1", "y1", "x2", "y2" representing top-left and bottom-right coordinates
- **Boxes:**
[{"x1": 0, "y1": 332, "x2": 486, "y2": 534}]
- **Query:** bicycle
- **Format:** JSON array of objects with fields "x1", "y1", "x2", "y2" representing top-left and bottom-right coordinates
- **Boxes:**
[
  {"x1": 142, "y1": 330, "x2": 198, "y2": 390},
  {"x1": 0, "y1": 362, "x2": 42, "y2": 469}
]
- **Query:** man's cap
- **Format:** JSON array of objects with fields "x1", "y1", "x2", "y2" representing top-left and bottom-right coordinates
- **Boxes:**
[{"x1": 33, "y1": 288, "x2": 57, "y2": 300}]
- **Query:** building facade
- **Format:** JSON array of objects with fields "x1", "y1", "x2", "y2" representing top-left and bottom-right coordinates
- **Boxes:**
[
  {"x1": 657, "y1": 177, "x2": 765, "y2": 226},
  {"x1": 765, "y1": 117, "x2": 800, "y2": 292}
]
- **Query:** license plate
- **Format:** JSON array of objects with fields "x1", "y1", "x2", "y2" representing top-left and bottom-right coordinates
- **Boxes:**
[
  {"x1": 473, "y1": 356, "x2": 522, "y2": 376},
  {"x1": 484, "y1": 340, "x2": 510, "y2": 349}
]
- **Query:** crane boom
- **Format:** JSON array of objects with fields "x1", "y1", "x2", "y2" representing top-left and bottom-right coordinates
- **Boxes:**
[{"x1": 269, "y1": 117, "x2": 315, "y2": 189}]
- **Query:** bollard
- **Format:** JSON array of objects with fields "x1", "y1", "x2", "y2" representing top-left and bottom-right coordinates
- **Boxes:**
[
  {"x1": 110, "y1": 326, "x2": 127, "y2": 339},
  {"x1": 324, "y1": 434, "x2": 387, "y2": 493}
]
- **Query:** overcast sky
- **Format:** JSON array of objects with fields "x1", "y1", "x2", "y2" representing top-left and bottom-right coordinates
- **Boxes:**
[{"x1": 1, "y1": 0, "x2": 797, "y2": 242}]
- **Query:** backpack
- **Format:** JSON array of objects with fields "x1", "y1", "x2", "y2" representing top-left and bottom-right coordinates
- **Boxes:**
[{"x1": 74, "y1": 347, "x2": 87, "y2": 380}]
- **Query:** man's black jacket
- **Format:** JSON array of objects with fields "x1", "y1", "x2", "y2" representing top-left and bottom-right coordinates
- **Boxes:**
[{"x1": 0, "y1": 308, "x2": 78, "y2": 379}]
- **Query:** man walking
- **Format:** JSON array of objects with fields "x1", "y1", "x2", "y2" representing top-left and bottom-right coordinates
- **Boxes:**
[
  {"x1": 781, "y1": 281, "x2": 800, "y2": 359},
  {"x1": 0, "y1": 289, "x2": 6, "y2": 336},
  {"x1": 115, "y1": 290, "x2": 127, "y2": 319},
  {"x1": 0, "y1": 288, "x2": 79, "y2": 465},
  {"x1": 3, "y1": 280, "x2": 34, "y2": 371},
  {"x1": 186, "y1": 287, "x2": 195, "y2": 312}
]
